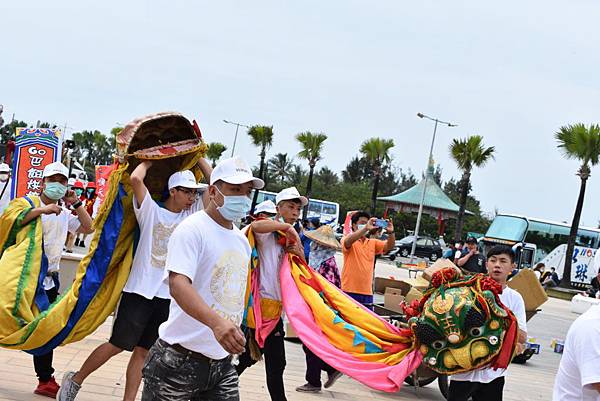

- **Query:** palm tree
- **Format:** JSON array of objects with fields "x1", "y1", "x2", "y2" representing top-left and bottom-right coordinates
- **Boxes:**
[
  {"x1": 555, "y1": 123, "x2": 600, "y2": 288},
  {"x1": 289, "y1": 164, "x2": 307, "y2": 187},
  {"x1": 206, "y1": 142, "x2": 228, "y2": 167},
  {"x1": 296, "y1": 132, "x2": 327, "y2": 219},
  {"x1": 248, "y1": 125, "x2": 274, "y2": 211},
  {"x1": 360, "y1": 138, "x2": 395, "y2": 215},
  {"x1": 316, "y1": 166, "x2": 339, "y2": 187},
  {"x1": 449, "y1": 135, "x2": 495, "y2": 240},
  {"x1": 268, "y1": 153, "x2": 294, "y2": 183}
]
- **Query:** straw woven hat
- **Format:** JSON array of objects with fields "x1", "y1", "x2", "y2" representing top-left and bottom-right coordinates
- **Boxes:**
[{"x1": 305, "y1": 225, "x2": 342, "y2": 250}]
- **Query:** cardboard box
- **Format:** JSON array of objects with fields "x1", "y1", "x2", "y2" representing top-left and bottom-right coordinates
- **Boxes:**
[
  {"x1": 422, "y1": 258, "x2": 463, "y2": 282},
  {"x1": 374, "y1": 277, "x2": 411, "y2": 295},
  {"x1": 384, "y1": 288, "x2": 405, "y2": 313},
  {"x1": 507, "y1": 269, "x2": 548, "y2": 311},
  {"x1": 405, "y1": 287, "x2": 424, "y2": 304}
]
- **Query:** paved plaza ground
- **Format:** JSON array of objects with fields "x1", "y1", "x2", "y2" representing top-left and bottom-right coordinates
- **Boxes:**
[{"x1": 0, "y1": 257, "x2": 578, "y2": 401}]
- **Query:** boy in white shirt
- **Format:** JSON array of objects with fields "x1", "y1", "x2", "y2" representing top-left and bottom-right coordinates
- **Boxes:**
[
  {"x1": 141, "y1": 156, "x2": 264, "y2": 401},
  {"x1": 235, "y1": 187, "x2": 306, "y2": 401},
  {"x1": 59, "y1": 159, "x2": 211, "y2": 401},
  {"x1": 16, "y1": 162, "x2": 94, "y2": 398},
  {"x1": 448, "y1": 245, "x2": 527, "y2": 401}
]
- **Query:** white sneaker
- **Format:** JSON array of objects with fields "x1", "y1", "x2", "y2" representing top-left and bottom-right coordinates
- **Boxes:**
[{"x1": 57, "y1": 371, "x2": 81, "y2": 401}]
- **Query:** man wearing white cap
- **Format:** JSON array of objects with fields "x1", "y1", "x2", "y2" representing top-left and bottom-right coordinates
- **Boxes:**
[
  {"x1": 236, "y1": 186, "x2": 307, "y2": 401},
  {"x1": 0, "y1": 162, "x2": 11, "y2": 213},
  {"x1": 140, "y1": 157, "x2": 263, "y2": 401},
  {"x1": 14, "y1": 161, "x2": 94, "y2": 398},
  {"x1": 60, "y1": 159, "x2": 212, "y2": 401}
]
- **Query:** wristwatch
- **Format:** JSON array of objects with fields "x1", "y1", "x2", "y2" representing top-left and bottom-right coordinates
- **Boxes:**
[{"x1": 71, "y1": 200, "x2": 83, "y2": 210}]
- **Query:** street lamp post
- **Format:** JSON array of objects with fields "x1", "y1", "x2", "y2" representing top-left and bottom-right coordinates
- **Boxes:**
[
  {"x1": 409, "y1": 112, "x2": 457, "y2": 263},
  {"x1": 223, "y1": 120, "x2": 250, "y2": 157}
]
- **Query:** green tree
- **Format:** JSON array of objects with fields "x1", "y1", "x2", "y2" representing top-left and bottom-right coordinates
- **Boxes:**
[
  {"x1": 449, "y1": 135, "x2": 495, "y2": 240},
  {"x1": 70, "y1": 130, "x2": 113, "y2": 178},
  {"x1": 247, "y1": 125, "x2": 274, "y2": 211},
  {"x1": 315, "y1": 166, "x2": 339, "y2": 187},
  {"x1": 206, "y1": 142, "x2": 228, "y2": 167},
  {"x1": 359, "y1": 138, "x2": 395, "y2": 215},
  {"x1": 296, "y1": 131, "x2": 327, "y2": 219},
  {"x1": 0, "y1": 119, "x2": 28, "y2": 142},
  {"x1": 555, "y1": 123, "x2": 600, "y2": 287},
  {"x1": 288, "y1": 164, "x2": 307, "y2": 188},
  {"x1": 268, "y1": 153, "x2": 294, "y2": 184}
]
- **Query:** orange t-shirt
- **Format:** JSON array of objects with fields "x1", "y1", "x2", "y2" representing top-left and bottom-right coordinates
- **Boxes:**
[{"x1": 341, "y1": 236, "x2": 386, "y2": 295}]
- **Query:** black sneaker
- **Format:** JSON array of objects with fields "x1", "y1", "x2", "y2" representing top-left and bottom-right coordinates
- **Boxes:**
[
  {"x1": 296, "y1": 383, "x2": 321, "y2": 393},
  {"x1": 324, "y1": 371, "x2": 343, "y2": 388}
]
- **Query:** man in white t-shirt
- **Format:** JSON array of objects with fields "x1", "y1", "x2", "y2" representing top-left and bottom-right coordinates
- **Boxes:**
[
  {"x1": 448, "y1": 245, "x2": 527, "y2": 401},
  {"x1": 236, "y1": 187, "x2": 306, "y2": 401},
  {"x1": 141, "y1": 156, "x2": 264, "y2": 401},
  {"x1": 59, "y1": 159, "x2": 212, "y2": 401},
  {"x1": 0, "y1": 162, "x2": 12, "y2": 213},
  {"x1": 553, "y1": 304, "x2": 600, "y2": 401},
  {"x1": 15, "y1": 162, "x2": 94, "y2": 398}
]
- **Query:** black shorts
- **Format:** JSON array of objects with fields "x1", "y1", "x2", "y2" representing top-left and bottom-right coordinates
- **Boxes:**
[{"x1": 109, "y1": 292, "x2": 170, "y2": 352}]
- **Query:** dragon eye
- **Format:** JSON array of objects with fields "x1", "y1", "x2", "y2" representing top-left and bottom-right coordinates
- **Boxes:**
[
  {"x1": 432, "y1": 340, "x2": 446, "y2": 350},
  {"x1": 469, "y1": 327, "x2": 483, "y2": 337},
  {"x1": 415, "y1": 323, "x2": 444, "y2": 345},
  {"x1": 465, "y1": 307, "x2": 486, "y2": 330}
]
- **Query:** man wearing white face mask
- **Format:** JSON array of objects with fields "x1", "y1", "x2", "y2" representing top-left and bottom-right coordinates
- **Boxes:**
[
  {"x1": 141, "y1": 156, "x2": 264, "y2": 401},
  {"x1": 60, "y1": 159, "x2": 212, "y2": 401},
  {"x1": 0, "y1": 162, "x2": 12, "y2": 213},
  {"x1": 14, "y1": 161, "x2": 94, "y2": 398}
]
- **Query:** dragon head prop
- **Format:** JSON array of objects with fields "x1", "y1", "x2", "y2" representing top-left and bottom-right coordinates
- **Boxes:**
[{"x1": 406, "y1": 268, "x2": 518, "y2": 375}]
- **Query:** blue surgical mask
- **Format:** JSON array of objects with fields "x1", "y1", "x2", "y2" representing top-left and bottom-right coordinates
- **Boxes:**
[
  {"x1": 357, "y1": 224, "x2": 366, "y2": 231},
  {"x1": 44, "y1": 182, "x2": 67, "y2": 200},
  {"x1": 213, "y1": 187, "x2": 251, "y2": 221},
  {"x1": 75, "y1": 189, "x2": 84, "y2": 196}
]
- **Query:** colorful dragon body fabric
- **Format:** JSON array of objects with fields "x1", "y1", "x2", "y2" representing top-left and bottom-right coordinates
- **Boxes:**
[
  {"x1": 243, "y1": 223, "x2": 520, "y2": 393},
  {"x1": 406, "y1": 268, "x2": 518, "y2": 375},
  {"x1": 0, "y1": 112, "x2": 206, "y2": 354}
]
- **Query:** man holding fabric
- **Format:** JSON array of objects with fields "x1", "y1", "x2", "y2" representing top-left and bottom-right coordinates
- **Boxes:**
[
  {"x1": 9, "y1": 161, "x2": 94, "y2": 397},
  {"x1": 59, "y1": 159, "x2": 212, "y2": 401},
  {"x1": 236, "y1": 186, "x2": 307, "y2": 401},
  {"x1": 141, "y1": 156, "x2": 263, "y2": 401}
]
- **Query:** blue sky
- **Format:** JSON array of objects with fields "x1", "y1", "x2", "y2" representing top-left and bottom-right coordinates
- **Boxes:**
[{"x1": 2, "y1": 0, "x2": 600, "y2": 226}]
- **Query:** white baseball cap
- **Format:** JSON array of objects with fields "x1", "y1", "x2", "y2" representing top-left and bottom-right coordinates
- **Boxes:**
[
  {"x1": 276, "y1": 186, "x2": 308, "y2": 206},
  {"x1": 168, "y1": 170, "x2": 203, "y2": 190},
  {"x1": 43, "y1": 162, "x2": 69, "y2": 179},
  {"x1": 0, "y1": 163, "x2": 10, "y2": 173},
  {"x1": 255, "y1": 200, "x2": 277, "y2": 215},
  {"x1": 210, "y1": 157, "x2": 264, "y2": 189}
]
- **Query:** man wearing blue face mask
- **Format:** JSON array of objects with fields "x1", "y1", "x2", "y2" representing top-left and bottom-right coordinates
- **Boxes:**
[
  {"x1": 140, "y1": 156, "x2": 264, "y2": 401},
  {"x1": 59, "y1": 158, "x2": 213, "y2": 401},
  {"x1": 13, "y1": 161, "x2": 94, "y2": 398}
]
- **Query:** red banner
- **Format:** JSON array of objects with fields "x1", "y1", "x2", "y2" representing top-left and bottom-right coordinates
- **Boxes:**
[
  {"x1": 12, "y1": 128, "x2": 61, "y2": 198},
  {"x1": 95, "y1": 164, "x2": 115, "y2": 203}
]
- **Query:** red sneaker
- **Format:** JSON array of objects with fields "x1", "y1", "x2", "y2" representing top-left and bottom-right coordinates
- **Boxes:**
[{"x1": 34, "y1": 377, "x2": 60, "y2": 398}]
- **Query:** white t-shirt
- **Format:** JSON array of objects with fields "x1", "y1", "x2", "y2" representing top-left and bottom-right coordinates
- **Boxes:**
[
  {"x1": 451, "y1": 287, "x2": 527, "y2": 383},
  {"x1": 158, "y1": 211, "x2": 251, "y2": 359},
  {"x1": 254, "y1": 231, "x2": 284, "y2": 301},
  {"x1": 553, "y1": 305, "x2": 600, "y2": 401},
  {"x1": 39, "y1": 197, "x2": 80, "y2": 290},
  {"x1": 0, "y1": 178, "x2": 11, "y2": 213},
  {"x1": 123, "y1": 191, "x2": 203, "y2": 300}
]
